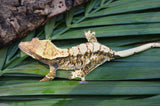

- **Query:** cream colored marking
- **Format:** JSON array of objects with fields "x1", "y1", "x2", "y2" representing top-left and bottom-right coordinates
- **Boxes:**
[
  {"x1": 78, "y1": 44, "x2": 87, "y2": 55},
  {"x1": 92, "y1": 43, "x2": 94, "y2": 52},
  {"x1": 67, "y1": 64, "x2": 75, "y2": 69},
  {"x1": 71, "y1": 47, "x2": 79, "y2": 56},
  {"x1": 109, "y1": 49, "x2": 115, "y2": 54},
  {"x1": 85, "y1": 58, "x2": 90, "y2": 64},
  {"x1": 93, "y1": 43, "x2": 100, "y2": 52},
  {"x1": 79, "y1": 55, "x2": 85, "y2": 66},
  {"x1": 75, "y1": 63, "x2": 82, "y2": 69},
  {"x1": 70, "y1": 70, "x2": 81, "y2": 79},
  {"x1": 69, "y1": 48, "x2": 74, "y2": 56},
  {"x1": 100, "y1": 45, "x2": 110, "y2": 53},
  {"x1": 84, "y1": 30, "x2": 97, "y2": 43},
  {"x1": 92, "y1": 31, "x2": 95, "y2": 36},
  {"x1": 106, "y1": 56, "x2": 111, "y2": 61},
  {"x1": 99, "y1": 44, "x2": 102, "y2": 51},
  {"x1": 77, "y1": 46, "x2": 81, "y2": 54},
  {"x1": 70, "y1": 70, "x2": 85, "y2": 81},
  {"x1": 85, "y1": 43, "x2": 90, "y2": 53},
  {"x1": 90, "y1": 54, "x2": 97, "y2": 60},
  {"x1": 84, "y1": 30, "x2": 91, "y2": 38},
  {"x1": 63, "y1": 61, "x2": 70, "y2": 68},
  {"x1": 87, "y1": 43, "x2": 93, "y2": 52}
]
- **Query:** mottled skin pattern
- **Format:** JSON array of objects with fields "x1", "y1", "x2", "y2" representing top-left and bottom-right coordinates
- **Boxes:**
[
  {"x1": 19, "y1": 30, "x2": 160, "y2": 81},
  {"x1": 56, "y1": 42, "x2": 115, "y2": 81}
]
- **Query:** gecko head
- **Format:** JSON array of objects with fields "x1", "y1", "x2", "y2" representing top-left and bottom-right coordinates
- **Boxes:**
[
  {"x1": 19, "y1": 38, "x2": 44, "y2": 59},
  {"x1": 19, "y1": 38, "x2": 69, "y2": 59}
]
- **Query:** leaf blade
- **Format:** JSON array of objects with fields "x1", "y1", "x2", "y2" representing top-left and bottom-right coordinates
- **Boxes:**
[
  {"x1": 0, "y1": 81, "x2": 160, "y2": 96},
  {"x1": 89, "y1": 0, "x2": 160, "y2": 17}
]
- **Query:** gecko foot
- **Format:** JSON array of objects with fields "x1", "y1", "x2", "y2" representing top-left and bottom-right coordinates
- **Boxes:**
[
  {"x1": 69, "y1": 70, "x2": 86, "y2": 81},
  {"x1": 84, "y1": 30, "x2": 97, "y2": 43},
  {"x1": 84, "y1": 30, "x2": 95, "y2": 37},
  {"x1": 40, "y1": 77, "x2": 52, "y2": 81}
]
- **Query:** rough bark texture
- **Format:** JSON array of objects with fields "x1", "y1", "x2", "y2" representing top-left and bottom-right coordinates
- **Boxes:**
[{"x1": 0, "y1": 0, "x2": 89, "y2": 48}]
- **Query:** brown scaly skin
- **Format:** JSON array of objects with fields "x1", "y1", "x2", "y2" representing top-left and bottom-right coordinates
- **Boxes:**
[{"x1": 19, "y1": 30, "x2": 160, "y2": 81}]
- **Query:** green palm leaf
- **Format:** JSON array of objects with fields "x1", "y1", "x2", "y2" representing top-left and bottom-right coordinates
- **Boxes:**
[{"x1": 0, "y1": 0, "x2": 160, "y2": 105}]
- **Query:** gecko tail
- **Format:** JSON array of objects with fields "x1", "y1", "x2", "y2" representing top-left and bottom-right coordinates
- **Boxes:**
[{"x1": 114, "y1": 43, "x2": 160, "y2": 58}]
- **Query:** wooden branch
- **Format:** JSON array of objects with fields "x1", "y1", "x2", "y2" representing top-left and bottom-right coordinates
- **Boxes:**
[{"x1": 0, "y1": 0, "x2": 89, "y2": 48}]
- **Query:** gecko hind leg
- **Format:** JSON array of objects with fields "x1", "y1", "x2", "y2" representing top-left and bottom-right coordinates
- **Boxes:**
[
  {"x1": 40, "y1": 65, "x2": 57, "y2": 81},
  {"x1": 84, "y1": 30, "x2": 98, "y2": 43},
  {"x1": 70, "y1": 64, "x2": 97, "y2": 81},
  {"x1": 115, "y1": 43, "x2": 160, "y2": 58}
]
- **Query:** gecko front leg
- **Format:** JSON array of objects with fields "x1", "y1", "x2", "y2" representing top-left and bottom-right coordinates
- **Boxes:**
[{"x1": 40, "y1": 65, "x2": 57, "y2": 81}]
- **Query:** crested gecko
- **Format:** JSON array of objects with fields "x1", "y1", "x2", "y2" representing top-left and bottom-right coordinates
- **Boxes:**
[{"x1": 19, "y1": 30, "x2": 160, "y2": 81}]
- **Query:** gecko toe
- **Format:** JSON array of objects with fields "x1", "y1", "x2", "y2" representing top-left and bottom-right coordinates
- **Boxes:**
[{"x1": 40, "y1": 77, "x2": 52, "y2": 81}]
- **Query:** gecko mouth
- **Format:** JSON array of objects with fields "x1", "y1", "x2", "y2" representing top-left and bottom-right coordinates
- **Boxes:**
[{"x1": 19, "y1": 42, "x2": 25, "y2": 51}]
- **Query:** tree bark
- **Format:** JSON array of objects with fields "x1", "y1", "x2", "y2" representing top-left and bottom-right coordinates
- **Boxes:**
[{"x1": 0, "y1": 0, "x2": 89, "y2": 48}]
